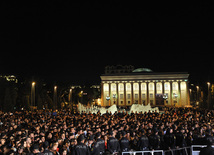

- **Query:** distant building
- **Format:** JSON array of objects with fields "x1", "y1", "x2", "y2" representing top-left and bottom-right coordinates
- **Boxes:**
[
  {"x1": 101, "y1": 65, "x2": 190, "y2": 107},
  {"x1": 0, "y1": 75, "x2": 18, "y2": 83},
  {"x1": 105, "y1": 65, "x2": 134, "y2": 74}
]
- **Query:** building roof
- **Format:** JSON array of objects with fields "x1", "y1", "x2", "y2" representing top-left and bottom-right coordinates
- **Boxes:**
[{"x1": 100, "y1": 72, "x2": 189, "y2": 81}]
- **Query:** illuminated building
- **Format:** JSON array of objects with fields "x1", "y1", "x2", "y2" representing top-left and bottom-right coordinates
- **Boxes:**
[
  {"x1": 0, "y1": 75, "x2": 18, "y2": 83},
  {"x1": 101, "y1": 65, "x2": 190, "y2": 107}
]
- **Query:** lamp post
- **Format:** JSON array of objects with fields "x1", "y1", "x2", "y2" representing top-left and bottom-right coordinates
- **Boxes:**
[
  {"x1": 189, "y1": 89, "x2": 192, "y2": 105},
  {"x1": 207, "y1": 82, "x2": 211, "y2": 109},
  {"x1": 196, "y1": 86, "x2": 199, "y2": 105},
  {"x1": 68, "y1": 88, "x2": 72, "y2": 110},
  {"x1": 53, "y1": 86, "x2": 57, "y2": 110},
  {"x1": 31, "y1": 82, "x2": 36, "y2": 111}
]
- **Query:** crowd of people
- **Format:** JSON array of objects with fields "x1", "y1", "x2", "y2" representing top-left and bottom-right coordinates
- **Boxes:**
[{"x1": 0, "y1": 107, "x2": 214, "y2": 155}]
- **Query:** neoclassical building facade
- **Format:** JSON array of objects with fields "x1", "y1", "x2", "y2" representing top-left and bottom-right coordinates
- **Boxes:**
[{"x1": 101, "y1": 65, "x2": 190, "y2": 107}]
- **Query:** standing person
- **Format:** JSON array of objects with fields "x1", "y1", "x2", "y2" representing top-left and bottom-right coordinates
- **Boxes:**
[
  {"x1": 96, "y1": 132, "x2": 105, "y2": 155},
  {"x1": 31, "y1": 144, "x2": 43, "y2": 155},
  {"x1": 87, "y1": 135, "x2": 95, "y2": 149},
  {"x1": 90, "y1": 135, "x2": 100, "y2": 155},
  {"x1": 107, "y1": 131, "x2": 120, "y2": 155},
  {"x1": 164, "y1": 128, "x2": 176, "y2": 150},
  {"x1": 130, "y1": 131, "x2": 138, "y2": 151},
  {"x1": 175, "y1": 127, "x2": 187, "y2": 149},
  {"x1": 149, "y1": 128, "x2": 161, "y2": 150},
  {"x1": 175, "y1": 127, "x2": 188, "y2": 155},
  {"x1": 137, "y1": 130, "x2": 149, "y2": 152},
  {"x1": 72, "y1": 135, "x2": 90, "y2": 155},
  {"x1": 119, "y1": 131, "x2": 130, "y2": 153},
  {"x1": 43, "y1": 141, "x2": 54, "y2": 155},
  {"x1": 164, "y1": 128, "x2": 176, "y2": 155}
]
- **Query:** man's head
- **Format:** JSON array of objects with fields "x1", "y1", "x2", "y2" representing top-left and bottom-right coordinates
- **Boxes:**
[
  {"x1": 43, "y1": 141, "x2": 49, "y2": 149},
  {"x1": 96, "y1": 132, "x2": 101, "y2": 139},
  {"x1": 109, "y1": 131, "x2": 114, "y2": 137},
  {"x1": 152, "y1": 128, "x2": 159, "y2": 135},
  {"x1": 32, "y1": 144, "x2": 40, "y2": 154},
  {"x1": 121, "y1": 131, "x2": 126, "y2": 137},
  {"x1": 77, "y1": 134, "x2": 85, "y2": 143},
  {"x1": 88, "y1": 135, "x2": 94, "y2": 145}
]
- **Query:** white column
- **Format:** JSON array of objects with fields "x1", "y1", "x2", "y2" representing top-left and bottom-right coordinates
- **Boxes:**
[
  {"x1": 170, "y1": 81, "x2": 173, "y2": 106},
  {"x1": 154, "y1": 82, "x2": 157, "y2": 105},
  {"x1": 116, "y1": 83, "x2": 119, "y2": 106},
  {"x1": 186, "y1": 81, "x2": 190, "y2": 106},
  {"x1": 101, "y1": 82, "x2": 104, "y2": 106},
  {"x1": 139, "y1": 82, "x2": 141, "y2": 104},
  {"x1": 178, "y1": 81, "x2": 181, "y2": 106},
  {"x1": 131, "y1": 82, "x2": 134, "y2": 105},
  {"x1": 162, "y1": 81, "x2": 165, "y2": 105},
  {"x1": 109, "y1": 83, "x2": 111, "y2": 106},
  {"x1": 124, "y1": 83, "x2": 126, "y2": 106},
  {"x1": 146, "y1": 82, "x2": 149, "y2": 105}
]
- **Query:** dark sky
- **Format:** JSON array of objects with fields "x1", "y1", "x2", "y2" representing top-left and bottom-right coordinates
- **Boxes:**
[{"x1": 1, "y1": 1, "x2": 214, "y2": 84}]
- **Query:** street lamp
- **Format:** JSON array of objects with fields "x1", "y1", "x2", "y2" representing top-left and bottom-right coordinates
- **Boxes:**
[
  {"x1": 207, "y1": 82, "x2": 211, "y2": 109},
  {"x1": 189, "y1": 89, "x2": 192, "y2": 104},
  {"x1": 31, "y1": 82, "x2": 36, "y2": 111},
  {"x1": 53, "y1": 86, "x2": 57, "y2": 110},
  {"x1": 207, "y1": 82, "x2": 210, "y2": 91},
  {"x1": 68, "y1": 88, "x2": 73, "y2": 110},
  {"x1": 196, "y1": 86, "x2": 199, "y2": 104}
]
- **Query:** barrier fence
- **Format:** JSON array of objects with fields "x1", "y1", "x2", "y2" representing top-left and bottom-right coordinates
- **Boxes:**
[
  {"x1": 121, "y1": 145, "x2": 208, "y2": 155},
  {"x1": 191, "y1": 145, "x2": 207, "y2": 155},
  {"x1": 122, "y1": 150, "x2": 164, "y2": 155},
  {"x1": 164, "y1": 146, "x2": 190, "y2": 155}
]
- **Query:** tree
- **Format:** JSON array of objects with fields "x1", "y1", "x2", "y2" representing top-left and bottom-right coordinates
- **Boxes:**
[
  {"x1": 1, "y1": 81, "x2": 18, "y2": 112},
  {"x1": 0, "y1": 78, "x2": 7, "y2": 111},
  {"x1": 16, "y1": 80, "x2": 31, "y2": 110}
]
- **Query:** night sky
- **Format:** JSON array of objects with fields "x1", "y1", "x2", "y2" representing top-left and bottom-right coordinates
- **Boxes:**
[{"x1": 1, "y1": 1, "x2": 214, "y2": 84}]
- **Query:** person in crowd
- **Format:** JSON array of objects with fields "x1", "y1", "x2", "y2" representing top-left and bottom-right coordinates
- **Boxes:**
[
  {"x1": 176, "y1": 127, "x2": 187, "y2": 147},
  {"x1": 107, "y1": 131, "x2": 120, "y2": 154},
  {"x1": 1, "y1": 107, "x2": 214, "y2": 154},
  {"x1": 72, "y1": 134, "x2": 90, "y2": 155},
  {"x1": 119, "y1": 131, "x2": 130, "y2": 152},
  {"x1": 149, "y1": 128, "x2": 161, "y2": 150},
  {"x1": 95, "y1": 132, "x2": 105, "y2": 155},
  {"x1": 90, "y1": 136, "x2": 100, "y2": 155},
  {"x1": 31, "y1": 143, "x2": 43, "y2": 155},
  {"x1": 43, "y1": 141, "x2": 54, "y2": 155},
  {"x1": 138, "y1": 129, "x2": 149, "y2": 151},
  {"x1": 164, "y1": 128, "x2": 176, "y2": 150}
]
